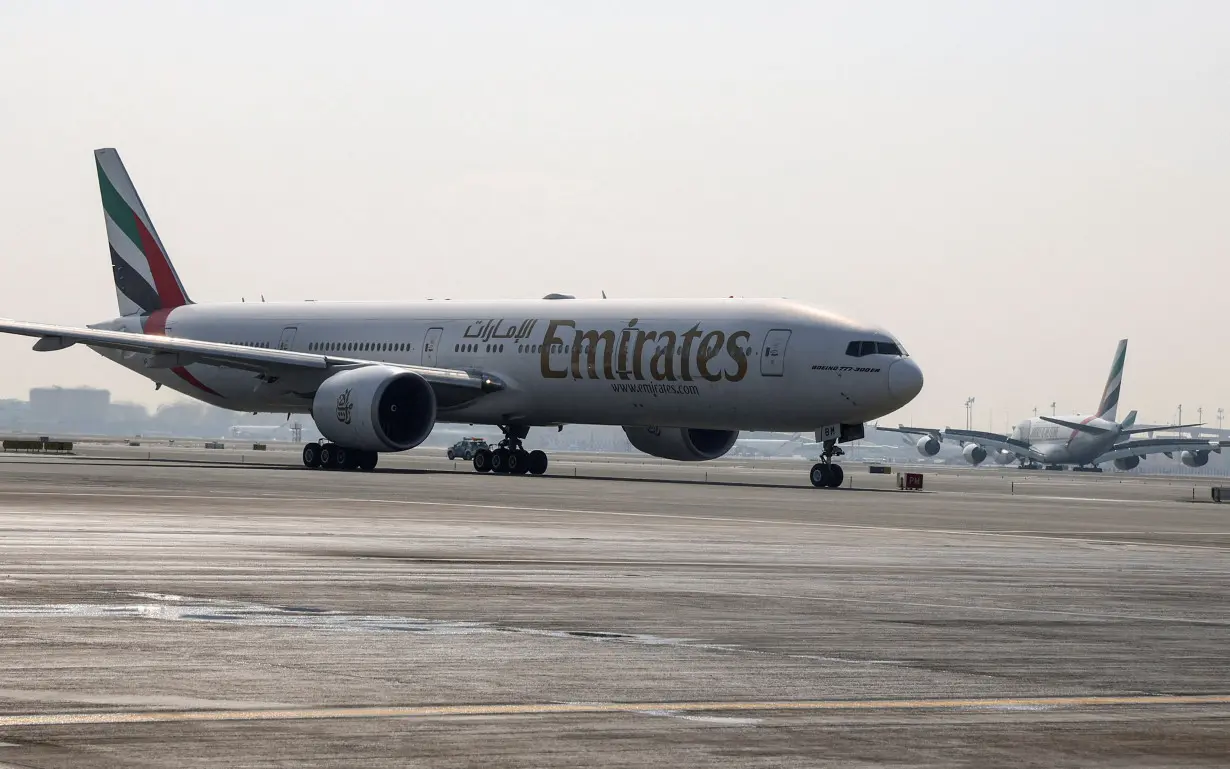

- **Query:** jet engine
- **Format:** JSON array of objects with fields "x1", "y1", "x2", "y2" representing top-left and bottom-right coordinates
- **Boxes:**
[
  {"x1": 1181, "y1": 450, "x2": 1209, "y2": 468},
  {"x1": 311, "y1": 366, "x2": 437, "y2": 452},
  {"x1": 623, "y1": 426, "x2": 738, "y2": 461},
  {"x1": 993, "y1": 450, "x2": 1016, "y2": 465},
  {"x1": 916, "y1": 436, "x2": 940, "y2": 457},
  {"x1": 962, "y1": 443, "x2": 988, "y2": 466},
  {"x1": 1113, "y1": 455, "x2": 1141, "y2": 471}
]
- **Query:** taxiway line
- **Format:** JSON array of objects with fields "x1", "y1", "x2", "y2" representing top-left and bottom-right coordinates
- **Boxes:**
[{"x1": 1, "y1": 694, "x2": 1229, "y2": 728}]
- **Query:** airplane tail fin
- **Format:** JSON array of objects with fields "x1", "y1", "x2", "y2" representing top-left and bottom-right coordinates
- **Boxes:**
[
  {"x1": 1096, "y1": 339, "x2": 1127, "y2": 421},
  {"x1": 95, "y1": 148, "x2": 192, "y2": 317},
  {"x1": 1122, "y1": 410, "x2": 1138, "y2": 428}
]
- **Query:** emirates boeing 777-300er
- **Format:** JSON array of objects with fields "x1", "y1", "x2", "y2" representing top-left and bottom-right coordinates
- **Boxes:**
[{"x1": 0, "y1": 149, "x2": 924, "y2": 487}]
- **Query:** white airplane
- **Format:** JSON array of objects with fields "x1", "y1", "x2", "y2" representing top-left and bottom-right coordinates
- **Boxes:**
[
  {"x1": 882, "y1": 340, "x2": 1225, "y2": 471},
  {"x1": 0, "y1": 149, "x2": 924, "y2": 487}
]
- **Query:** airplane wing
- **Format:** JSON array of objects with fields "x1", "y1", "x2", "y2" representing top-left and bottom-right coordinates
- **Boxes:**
[
  {"x1": 875, "y1": 424, "x2": 942, "y2": 440},
  {"x1": 0, "y1": 318, "x2": 501, "y2": 393},
  {"x1": 1039, "y1": 415, "x2": 1113, "y2": 435},
  {"x1": 1096, "y1": 438, "x2": 1230, "y2": 464},
  {"x1": 941, "y1": 428, "x2": 1040, "y2": 459},
  {"x1": 1119, "y1": 422, "x2": 1205, "y2": 436}
]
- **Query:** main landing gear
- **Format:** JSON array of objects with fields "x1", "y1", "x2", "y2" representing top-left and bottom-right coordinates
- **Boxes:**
[
  {"x1": 472, "y1": 425, "x2": 549, "y2": 476},
  {"x1": 809, "y1": 441, "x2": 845, "y2": 489},
  {"x1": 302, "y1": 441, "x2": 378, "y2": 471}
]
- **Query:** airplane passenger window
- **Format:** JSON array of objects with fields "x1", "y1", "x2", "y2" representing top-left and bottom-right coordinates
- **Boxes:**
[{"x1": 499, "y1": 344, "x2": 504, "y2": 353}]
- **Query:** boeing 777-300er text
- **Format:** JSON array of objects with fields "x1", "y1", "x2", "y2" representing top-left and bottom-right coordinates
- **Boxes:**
[
  {"x1": 0, "y1": 149, "x2": 924, "y2": 487},
  {"x1": 882, "y1": 339, "x2": 1226, "y2": 471}
]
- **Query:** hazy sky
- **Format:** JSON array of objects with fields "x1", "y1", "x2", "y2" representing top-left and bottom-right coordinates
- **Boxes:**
[{"x1": 1, "y1": 1, "x2": 1226, "y2": 429}]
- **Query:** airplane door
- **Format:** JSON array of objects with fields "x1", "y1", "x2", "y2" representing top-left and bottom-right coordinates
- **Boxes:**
[
  {"x1": 760, "y1": 329, "x2": 791, "y2": 376},
  {"x1": 277, "y1": 326, "x2": 298, "y2": 350},
  {"x1": 422, "y1": 327, "x2": 443, "y2": 366}
]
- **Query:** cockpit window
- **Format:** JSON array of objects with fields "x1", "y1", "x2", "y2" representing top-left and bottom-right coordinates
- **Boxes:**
[{"x1": 846, "y1": 339, "x2": 908, "y2": 358}]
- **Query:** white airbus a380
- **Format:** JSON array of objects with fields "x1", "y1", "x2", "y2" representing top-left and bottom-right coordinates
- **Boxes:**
[
  {"x1": 0, "y1": 149, "x2": 923, "y2": 487},
  {"x1": 883, "y1": 340, "x2": 1226, "y2": 471}
]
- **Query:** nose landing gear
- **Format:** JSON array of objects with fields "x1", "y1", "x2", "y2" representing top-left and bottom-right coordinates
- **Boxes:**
[
  {"x1": 473, "y1": 426, "x2": 549, "y2": 476},
  {"x1": 809, "y1": 441, "x2": 845, "y2": 488}
]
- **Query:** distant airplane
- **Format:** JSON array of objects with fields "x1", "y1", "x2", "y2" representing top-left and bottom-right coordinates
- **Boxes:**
[{"x1": 881, "y1": 340, "x2": 1226, "y2": 471}]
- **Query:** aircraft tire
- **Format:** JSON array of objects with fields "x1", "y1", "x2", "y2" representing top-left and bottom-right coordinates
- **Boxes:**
[
  {"x1": 491, "y1": 448, "x2": 510, "y2": 473},
  {"x1": 809, "y1": 463, "x2": 830, "y2": 488},
  {"x1": 319, "y1": 443, "x2": 336, "y2": 469},
  {"x1": 302, "y1": 443, "x2": 322, "y2": 469},
  {"x1": 473, "y1": 449, "x2": 492, "y2": 473},
  {"x1": 509, "y1": 449, "x2": 530, "y2": 475},
  {"x1": 334, "y1": 446, "x2": 354, "y2": 470},
  {"x1": 528, "y1": 450, "x2": 548, "y2": 476},
  {"x1": 357, "y1": 451, "x2": 378, "y2": 471},
  {"x1": 826, "y1": 464, "x2": 844, "y2": 488}
]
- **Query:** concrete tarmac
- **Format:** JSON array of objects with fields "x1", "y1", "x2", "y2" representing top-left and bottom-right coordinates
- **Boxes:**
[{"x1": 0, "y1": 449, "x2": 1225, "y2": 766}]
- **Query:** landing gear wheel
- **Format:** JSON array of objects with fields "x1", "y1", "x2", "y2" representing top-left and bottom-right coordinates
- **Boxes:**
[
  {"x1": 357, "y1": 451, "x2": 378, "y2": 471},
  {"x1": 528, "y1": 450, "x2": 548, "y2": 476},
  {"x1": 302, "y1": 443, "x2": 321, "y2": 469},
  {"x1": 318, "y1": 443, "x2": 336, "y2": 469},
  {"x1": 810, "y1": 439, "x2": 846, "y2": 489},
  {"x1": 491, "y1": 447, "x2": 510, "y2": 473},
  {"x1": 507, "y1": 449, "x2": 530, "y2": 475},
  {"x1": 334, "y1": 446, "x2": 354, "y2": 470},
  {"x1": 473, "y1": 448, "x2": 492, "y2": 473}
]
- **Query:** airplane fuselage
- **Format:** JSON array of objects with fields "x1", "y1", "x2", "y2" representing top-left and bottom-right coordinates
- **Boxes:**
[
  {"x1": 91, "y1": 297, "x2": 921, "y2": 433},
  {"x1": 1012, "y1": 415, "x2": 1122, "y2": 465}
]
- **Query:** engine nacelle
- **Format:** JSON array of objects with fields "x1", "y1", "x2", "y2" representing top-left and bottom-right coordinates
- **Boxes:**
[
  {"x1": 993, "y1": 450, "x2": 1016, "y2": 465},
  {"x1": 916, "y1": 436, "x2": 940, "y2": 457},
  {"x1": 1113, "y1": 455, "x2": 1141, "y2": 471},
  {"x1": 623, "y1": 426, "x2": 738, "y2": 461},
  {"x1": 962, "y1": 443, "x2": 987, "y2": 466},
  {"x1": 1181, "y1": 450, "x2": 1209, "y2": 468},
  {"x1": 311, "y1": 366, "x2": 437, "y2": 452}
]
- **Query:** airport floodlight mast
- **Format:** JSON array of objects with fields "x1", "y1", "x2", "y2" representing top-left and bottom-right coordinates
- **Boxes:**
[
  {"x1": 1050, "y1": 401, "x2": 1056, "y2": 416},
  {"x1": 1219, "y1": 408, "x2": 1225, "y2": 431},
  {"x1": 964, "y1": 397, "x2": 976, "y2": 430}
]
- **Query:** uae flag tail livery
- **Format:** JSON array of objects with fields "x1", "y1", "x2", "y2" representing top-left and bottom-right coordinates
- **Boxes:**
[{"x1": 96, "y1": 148, "x2": 192, "y2": 318}]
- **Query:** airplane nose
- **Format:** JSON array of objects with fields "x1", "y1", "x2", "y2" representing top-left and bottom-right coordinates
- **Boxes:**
[{"x1": 888, "y1": 358, "x2": 924, "y2": 402}]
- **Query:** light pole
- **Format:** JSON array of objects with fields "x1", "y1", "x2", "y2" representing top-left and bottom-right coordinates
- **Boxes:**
[
  {"x1": 1050, "y1": 401, "x2": 1056, "y2": 416},
  {"x1": 1218, "y1": 407, "x2": 1225, "y2": 432},
  {"x1": 965, "y1": 397, "x2": 976, "y2": 430}
]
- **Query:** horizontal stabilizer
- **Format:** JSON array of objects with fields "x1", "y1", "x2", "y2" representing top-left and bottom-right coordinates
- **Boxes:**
[
  {"x1": 1039, "y1": 416, "x2": 1111, "y2": 435},
  {"x1": 1120, "y1": 422, "x2": 1204, "y2": 436}
]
